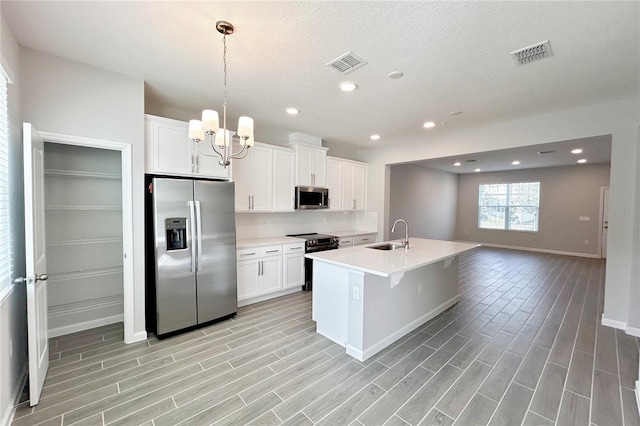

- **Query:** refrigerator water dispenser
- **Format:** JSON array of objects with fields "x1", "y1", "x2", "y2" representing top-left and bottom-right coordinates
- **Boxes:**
[{"x1": 165, "y1": 218, "x2": 187, "y2": 250}]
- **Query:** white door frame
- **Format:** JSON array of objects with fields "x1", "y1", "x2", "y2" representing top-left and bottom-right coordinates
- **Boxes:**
[
  {"x1": 39, "y1": 131, "x2": 135, "y2": 343},
  {"x1": 598, "y1": 186, "x2": 610, "y2": 259}
]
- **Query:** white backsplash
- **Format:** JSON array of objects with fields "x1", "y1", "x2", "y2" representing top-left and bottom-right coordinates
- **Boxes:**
[{"x1": 235, "y1": 211, "x2": 378, "y2": 240}]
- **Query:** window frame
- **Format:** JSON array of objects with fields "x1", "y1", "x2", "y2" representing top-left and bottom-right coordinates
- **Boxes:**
[
  {"x1": 0, "y1": 64, "x2": 12, "y2": 299},
  {"x1": 478, "y1": 181, "x2": 540, "y2": 232}
]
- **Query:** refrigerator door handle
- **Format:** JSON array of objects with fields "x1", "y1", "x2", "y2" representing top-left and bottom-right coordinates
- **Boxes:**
[
  {"x1": 195, "y1": 200, "x2": 203, "y2": 272},
  {"x1": 188, "y1": 200, "x2": 196, "y2": 273}
]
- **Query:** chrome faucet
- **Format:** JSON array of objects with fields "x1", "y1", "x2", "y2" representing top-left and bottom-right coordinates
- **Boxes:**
[{"x1": 391, "y1": 219, "x2": 409, "y2": 248}]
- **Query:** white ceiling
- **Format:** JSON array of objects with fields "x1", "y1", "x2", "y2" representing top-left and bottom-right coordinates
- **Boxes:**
[
  {"x1": 409, "y1": 135, "x2": 611, "y2": 174},
  {"x1": 3, "y1": 2, "x2": 639, "y2": 152}
]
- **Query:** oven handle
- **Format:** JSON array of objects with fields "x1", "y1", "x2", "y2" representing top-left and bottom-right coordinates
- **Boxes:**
[{"x1": 306, "y1": 245, "x2": 339, "y2": 253}]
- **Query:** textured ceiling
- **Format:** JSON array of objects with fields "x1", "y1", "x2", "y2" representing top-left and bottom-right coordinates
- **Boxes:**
[{"x1": 3, "y1": 1, "x2": 639, "y2": 151}]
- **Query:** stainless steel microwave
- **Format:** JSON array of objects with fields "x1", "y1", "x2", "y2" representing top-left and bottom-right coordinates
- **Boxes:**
[{"x1": 295, "y1": 186, "x2": 329, "y2": 209}]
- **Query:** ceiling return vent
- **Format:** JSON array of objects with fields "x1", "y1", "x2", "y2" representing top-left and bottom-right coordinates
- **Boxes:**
[
  {"x1": 465, "y1": 159, "x2": 479, "y2": 163},
  {"x1": 537, "y1": 150, "x2": 555, "y2": 155},
  {"x1": 326, "y1": 51, "x2": 368, "y2": 74},
  {"x1": 510, "y1": 40, "x2": 553, "y2": 66}
]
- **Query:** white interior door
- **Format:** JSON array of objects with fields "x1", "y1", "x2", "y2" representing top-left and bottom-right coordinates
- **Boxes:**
[
  {"x1": 602, "y1": 187, "x2": 610, "y2": 259},
  {"x1": 23, "y1": 123, "x2": 49, "y2": 406}
]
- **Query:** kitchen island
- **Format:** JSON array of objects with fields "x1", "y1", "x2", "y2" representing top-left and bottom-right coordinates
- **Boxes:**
[{"x1": 306, "y1": 238, "x2": 479, "y2": 361}]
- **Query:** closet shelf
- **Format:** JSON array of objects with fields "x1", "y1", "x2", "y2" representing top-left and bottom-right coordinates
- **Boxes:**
[
  {"x1": 45, "y1": 169, "x2": 121, "y2": 180},
  {"x1": 48, "y1": 266, "x2": 124, "y2": 283},
  {"x1": 47, "y1": 237, "x2": 123, "y2": 247},
  {"x1": 46, "y1": 205, "x2": 122, "y2": 211}
]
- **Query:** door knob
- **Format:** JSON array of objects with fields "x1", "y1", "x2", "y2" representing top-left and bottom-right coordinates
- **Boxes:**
[
  {"x1": 35, "y1": 274, "x2": 48, "y2": 282},
  {"x1": 13, "y1": 277, "x2": 27, "y2": 284}
]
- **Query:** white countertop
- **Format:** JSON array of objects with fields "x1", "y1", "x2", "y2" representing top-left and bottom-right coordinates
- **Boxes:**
[
  {"x1": 306, "y1": 238, "x2": 480, "y2": 277},
  {"x1": 328, "y1": 230, "x2": 377, "y2": 238},
  {"x1": 237, "y1": 236, "x2": 305, "y2": 249}
]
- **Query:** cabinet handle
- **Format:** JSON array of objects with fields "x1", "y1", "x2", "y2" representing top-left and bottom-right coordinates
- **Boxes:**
[
  {"x1": 242, "y1": 252, "x2": 256, "y2": 256},
  {"x1": 251, "y1": 195, "x2": 254, "y2": 210},
  {"x1": 260, "y1": 260, "x2": 263, "y2": 275},
  {"x1": 266, "y1": 250, "x2": 279, "y2": 254},
  {"x1": 353, "y1": 199, "x2": 355, "y2": 209},
  {"x1": 248, "y1": 195, "x2": 251, "y2": 210},
  {"x1": 311, "y1": 173, "x2": 315, "y2": 185},
  {"x1": 290, "y1": 246, "x2": 302, "y2": 250},
  {"x1": 195, "y1": 155, "x2": 199, "y2": 172},
  {"x1": 191, "y1": 155, "x2": 195, "y2": 173}
]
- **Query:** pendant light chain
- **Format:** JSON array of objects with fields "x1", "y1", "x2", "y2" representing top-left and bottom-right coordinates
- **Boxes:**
[{"x1": 222, "y1": 31, "x2": 228, "y2": 148}]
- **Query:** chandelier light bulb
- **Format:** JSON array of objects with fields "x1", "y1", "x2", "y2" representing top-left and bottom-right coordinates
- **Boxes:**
[
  {"x1": 201, "y1": 110, "x2": 219, "y2": 133},
  {"x1": 189, "y1": 120, "x2": 204, "y2": 141}
]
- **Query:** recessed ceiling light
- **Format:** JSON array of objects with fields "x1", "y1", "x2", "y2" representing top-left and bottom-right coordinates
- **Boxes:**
[
  {"x1": 340, "y1": 82, "x2": 357, "y2": 92},
  {"x1": 450, "y1": 111, "x2": 462, "y2": 116},
  {"x1": 388, "y1": 71, "x2": 404, "y2": 79},
  {"x1": 370, "y1": 134, "x2": 380, "y2": 140},
  {"x1": 577, "y1": 159, "x2": 587, "y2": 164},
  {"x1": 474, "y1": 168, "x2": 481, "y2": 172},
  {"x1": 453, "y1": 162, "x2": 461, "y2": 167},
  {"x1": 571, "y1": 148, "x2": 583, "y2": 154},
  {"x1": 512, "y1": 160, "x2": 520, "y2": 165},
  {"x1": 423, "y1": 121, "x2": 436, "y2": 128},
  {"x1": 286, "y1": 108, "x2": 299, "y2": 115}
]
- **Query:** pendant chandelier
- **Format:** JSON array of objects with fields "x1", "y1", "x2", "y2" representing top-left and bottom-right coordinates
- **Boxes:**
[{"x1": 188, "y1": 20, "x2": 254, "y2": 168}]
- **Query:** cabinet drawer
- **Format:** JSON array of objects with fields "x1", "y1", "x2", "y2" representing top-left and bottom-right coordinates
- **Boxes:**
[
  {"x1": 284, "y1": 243, "x2": 305, "y2": 254},
  {"x1": 354, "y1": 234, "x2": 375, "y2": 245},
  {"x1": 260, "y1": 245, "x2": 283, "y2": 257},
  {"x1": 237, "y1": 247, "x2": 260, "y2": 259},
  {"x1": 338, "y1": 237, "x2": 353, "y2": 247}
]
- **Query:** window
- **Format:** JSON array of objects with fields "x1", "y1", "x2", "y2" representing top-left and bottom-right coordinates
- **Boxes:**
[
  {"x1": 479, "y1": 182, "x2": 540, "y2": 232},
  {"x1": 0, "y1": 66, "x2": 11, "y2": 295}
]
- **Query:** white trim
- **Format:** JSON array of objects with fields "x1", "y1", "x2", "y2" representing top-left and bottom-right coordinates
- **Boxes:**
[
  {"x1": 625, "y1": 326, "x2": 640, "y2": 338},
  {"x1": 38, "y1": 131, "x2": 136, "y2": 344},
  {"x1": 635, "y1": 379, "x2": 640, "y2": 420},
  {"x1": 598, "y1": 186, "x2": 609, "y2": 259},
  {"x1": 456, "y1": 240, "x2": 600, "y2": 258},
  {"x1": 48, "y1": 314, "x2": 123, "y2": 338},
  {"x1": 2, "y1": 363, "x2": 28, "y2": 426},
  {"x1": 346, "y1": 295, "x2": 459, "y2": 361},
  {"x1": 238, "y1": 287, "x2": 302, "y2": 307},
  {"x1": 601, "y1": 314, "x2": 627, "y2": 330},
  {"x1": 128, "y1": 330, "x2": 148, "y2": 344}
]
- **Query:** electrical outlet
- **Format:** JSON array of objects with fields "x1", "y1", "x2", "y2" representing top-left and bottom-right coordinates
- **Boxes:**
[
  {"x1": 352, "y1": 287, "x2": 360, "y2": 301},
  {"x1": 9, "y1": 339, "x2": 13, "y2": 358},
  {"x1": 418, "y1": 284, "x2": 422, "y2": 294}
]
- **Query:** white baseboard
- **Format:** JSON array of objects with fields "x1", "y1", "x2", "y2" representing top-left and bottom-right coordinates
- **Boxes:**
[
  {"x1": 2, "y1": 363, "x2": 28, "y2": 426},
  {"x1": 635, "y1": 380, "x2": 640, "y2": 420},
  {"x1": 627, "y1": 326, "x2": 640, "y2": 338},
  {"x1": 238, "y1": 287, "x2": 303, "y2": 308},
  {"x1": 347, "y1": 295, "x2": 459, "y2": 362},
  {"x1": 601, "y1": 314, "x2": 628, "y2": 332},
  {"x1": 457, "y1": 241, "x2": 600, "y2": 259},
  {"x1": 126, "y1": 330, "x2": 148, "y2": 344},
  {"x1": 48, "y1": 314, "x2": 123, "y2": 338}
]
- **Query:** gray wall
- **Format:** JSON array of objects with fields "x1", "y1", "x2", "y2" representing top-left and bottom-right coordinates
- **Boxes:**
[
  {"x1": 389, "y1": 164, "x2": 458, "y2": 241},
  {"x1": 456, "y1": 163, "x2": 611, "y2": 256}
]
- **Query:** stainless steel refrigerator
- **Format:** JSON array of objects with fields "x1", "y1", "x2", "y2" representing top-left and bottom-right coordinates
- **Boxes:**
[{"x1": 146, "y1": 177, "x2": 237, "y2": 336}]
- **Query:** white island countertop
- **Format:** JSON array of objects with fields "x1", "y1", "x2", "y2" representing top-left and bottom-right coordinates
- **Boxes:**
[{"x1": 306, "y1": 238, "x2": 480, "y2": 277}]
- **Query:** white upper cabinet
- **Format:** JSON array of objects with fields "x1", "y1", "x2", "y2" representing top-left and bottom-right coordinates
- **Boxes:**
[
  {"x1": 145, "y1": 114, "x2": 229, "y2": 179},
  {"x1": 233, "y1": 144, "x2": 272, "y2": 212},
  {"x1": 273, "y1": 148, "x2": 295, "y2": 212},
  {"x1": 292, "y1": 144, "x2": 328, "y2": 187},
  {"x1": 326, "y1": 157, "x2": 342, "y2": 211},
  {"x1": 326, "y1": 156, "x2": 367, "y2": 211},
  {"x1": 232, "y1": 143, "x2": 294, "y2": 213}
]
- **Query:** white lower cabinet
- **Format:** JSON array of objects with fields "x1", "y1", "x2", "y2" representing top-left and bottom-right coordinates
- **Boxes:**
[
  {"x1": 237, "y1": 242, "x2": 304, "y2": 304},
  {"x1": 337, "y1": 233, "x2": 377, "y2": 249},
  {"x1": 284, "y1": 249, "x2": 305, "y2": 289}
]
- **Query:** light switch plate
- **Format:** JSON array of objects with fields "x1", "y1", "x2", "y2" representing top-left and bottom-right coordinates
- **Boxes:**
[{"x1": 579, "y1": 216, "x2": 590, "y2": 221}]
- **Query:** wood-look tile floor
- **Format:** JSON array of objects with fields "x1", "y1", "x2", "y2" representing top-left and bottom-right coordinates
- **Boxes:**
[{"x1": 13, "y1": 247, "x2": 640, "y2": 426}]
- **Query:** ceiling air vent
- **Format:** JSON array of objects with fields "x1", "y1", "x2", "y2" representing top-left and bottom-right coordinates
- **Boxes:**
[
  {"x1": 465, "y1": 159, "x2": 479, "y2": 163},
  {"x1": 326, "y1": 51, "x2": 368, "y2": 74},
  {"x1": 537, "y1": 150, "x2": 555, "y2": 155},
  {"x1": 510, "y1": 40, "x2": 552, "y2": 66}
]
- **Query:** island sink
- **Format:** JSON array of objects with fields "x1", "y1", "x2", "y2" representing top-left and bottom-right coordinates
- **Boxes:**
[{"x1": 366, "y1": 243, "x2": 405, "y2": 251}]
